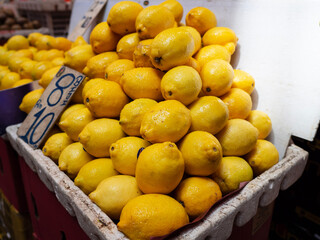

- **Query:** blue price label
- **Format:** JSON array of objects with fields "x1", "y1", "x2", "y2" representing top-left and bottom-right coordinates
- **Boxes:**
[{"x1": 17, "y1": 66, "x2": 85, "y2": 149}]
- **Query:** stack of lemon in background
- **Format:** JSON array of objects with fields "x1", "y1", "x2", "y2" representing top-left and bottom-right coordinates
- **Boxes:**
[{"x1": 1, "y1": 1, "x2": 280, "y2": 239}]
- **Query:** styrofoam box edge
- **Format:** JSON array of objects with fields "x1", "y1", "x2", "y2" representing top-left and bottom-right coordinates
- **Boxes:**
[{"x1": 6, "y1": 124, "x2": 308, "y2": 240}]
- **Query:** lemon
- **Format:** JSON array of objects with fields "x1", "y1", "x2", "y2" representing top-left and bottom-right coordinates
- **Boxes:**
[
  {"x1": 42, "y1": 132, "x2": 73, "y2": 163},
  {"x1": 82, "y1": 51, "x2": 119, "y2": 79},
  {"x1": 38, "y1": 66, "x2": 61, "y2": 89},
  {"x1": 45, "y1": 49, "x2": 64, "y2": 61},
  {"x1": 135, "y1": 5, "x2": 175, "y2": 39},
  {"x1": 64, "y1": 44, "x2": 95, "y2": 72},
  {"x1": 120, "y1": 67, "x2": 164, "y2": 101},
  {"x1": 71, "y1": 77, "x2": 88, "y2": 104},
  {"x1": 34, "y1": 35, "x2": 56, "y2": 50},
  {"x1": 160, "y1": 0, "x2": 183, "y2": 23},
  {"x1": 7, "y1": 35, "x2": 29, "y2": 50},
  {"x1": 212, "y1": 156, "x2": 253, "y2": 194},
  {"x1": 0, "y1": 72, "x2": 20, "y2": 90},
  {"x1": 105, "y1": 59, "x2": 135, "y2": 84},
  {"x1": 28, "y1": 32, "x2": 43, "y2": 46},
  {"x1": 54, "y1": 37, "x2": 72, "y2": 51},
  {"x1": 136, "y1": 142, "x2": 184, "y2": 193},
  {"x1": 74, "y1": 158, "x2": 119, "y2": 195},
  {"x1": 89, "y1": 22, "x2": 121, "y2": 54},
  {"x1": 201, "y1": 59, "x2": 234, "y2": 97},
  {"x1": 140, "y1": 100, "x2": 191, "y2": 143},
  {"x1": 58, "y1": 103, "x2": 86, "y2": 124},
  {"x1": 132, "y1": 39, "x2": 153, "y2": 68},
  {"x1": 11, "y1": 49, "x2": 33, "y2": 59},
  {"x1": 174, "y1": 177, "x2": 222, "y2": 219},
  {"x1": 78, "y1": 118, "x2": 126, "y2": 158},
  {"x1": 244, "y1": 140, "x2": 279, "y2": 176},
  {"x1": 183, "y1": 57, "x2": 201, "y2": 73},
  {"x1": 12, "y1": 79, "x2": 33, "y2": 88},
  {"x1": 150, "y1": 27, "x2": 195, "y2": 71},
  {"x1": 19, "y1": 88, "x2": 44, "y2": 114},
  {"x1": 118, "y1": 194, "x2": 189, "y2": 240},
  {"x1": 107, "y1": 1, "x2": 143, "y2": 36},
  {"x1": 216, "y1": 119, "x2": 258, "y2": 156},
  {"x1": 18, "y1": 60, "x2": 37, "y2": 79},
  {"x1": 84, "y1": 80, "x2": 129, "y2": 118},
  {"x1": 232, "y1": 69, "x2": 255, "y2": 95},
  {"x1": 52, "y1": 57, "x2": 65, "y2": 67},
  {"x1": 31, "y1": 61, "x2": 55, "y2": 80},
  {"x1": 8, "y1": 57, "x2": 31, "y2": 73},
  {"x1": 81, "y1": 78, "x2": 106, "y2": 100},
  {"x1": 59, "y1": 107, "x2": 94, "y2": 141},
  {"x1": 179, "y1": 131, "x2": 222, "y2": 176},
  {"x1": 33, "y1": 50, "x2": 48, "y2": 61},
  {"x1": 179, "y1": 26, "x2": 201, "y2": 55},
  {"x1": 185, "y1": 7, "x2": 217, "y2": 36},
  {"x1": 71, "y1": 36, "x2": 88, "y2": 48},
  {"x1": 0, "y1": 50, "x2": 15, "y2": 66},
  {"x1": 110, "y1": 136, "x2": 151, "y2": 176},
  {"x1": 189, "y1": 96, "x2": 229, "y2": 135},
  {"x1": 116, "y1": 33, "x2": 140, "y2": 60},
  {"x1": 58, "y1": 142, "x2": 94, "y2": 179},
  {"x1": 89, "y1": 175, "x2": 142, "y2": 220},
  {"x1": 28, "y1": 46, "x2": 38, "y2": 56},
  {"x1": 203, "y1": 27, "x2": 238, "y2": 48},
  {"x1": 0, "y1": 66, "x2": 8, "y2": 72},
  {"x1": 246, "y1": 110, "x2": 272, "y2": 139},
  {"x1": 220, "y1": 88, "x2": 252, "y2": 119},
  {"x1": 161, "y1": 65, "x2": 202, "y2": 105},
  {"x1": 0, "y1": 69, "x2": 10, "y2": 84},
  {"x1": 195, "y1": 45, "x2": 231, "y2": 68},
  {"x1": 119, "y1": 98, "x2": 158, "y2": 136}
]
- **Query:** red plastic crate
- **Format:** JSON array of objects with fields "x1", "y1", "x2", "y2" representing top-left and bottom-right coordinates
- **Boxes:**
[
  {"x1": 19, "y1": 156, "x2": 90, "y2": 240},
  {"x1": 0, "y1": 137, "x2": 28, "y2": 214}
]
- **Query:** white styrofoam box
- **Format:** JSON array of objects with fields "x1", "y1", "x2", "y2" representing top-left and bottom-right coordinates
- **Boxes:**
[
  {"x1": 6, "y1": 124, "x2": 308, "y2": 240},
  {"x1": 69, "y1": 0, "x2": 320, "y2": 159}
]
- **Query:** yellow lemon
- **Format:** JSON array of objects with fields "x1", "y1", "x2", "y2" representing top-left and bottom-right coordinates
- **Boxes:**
[
  {"x1": 203, "y1": 27, "x2": 238, "y2": 48},
  {"x1": 132, "y1": 39, "x2": 154, "y2": 68},
  {"x1": 107, "y1": 1, "x2": 143, "y2": 35},
  {"x1": 18, "y1": 60, "x2": 37, "y2": 79},
  {"x1": 12, "y1": 79, "x2": 33, "y2": 88},
  {"x1": 120, "y1": 67, "x2": 164, "y2": 101},
  {"x1": 135, "y1": 5, "x2": 175, "y2": 39},
  {"x1": 201, "y1": 59, "x2": 234, "y2": 97},
  {"x1": 82, "y1": 51, "x2": 119, "y2": 79},
  {"x1": 81, "y1": 78, "x2": 106, "y2": 100},
  {"x1": 38, "y1": 66, "x2": 61, "y2": 89},
  {"x1": 161, "y1": 65, "x2": 202, "y2": 105},
  {"x1": 183, "y1": 57, "x2": 201, "y2": 73},
  {"x1": 105, "y1": 59, "x2": 135, "y2": 83},
  {"x1": 34, "y1": 35, "x2": 55, "y2": 50},
  {"x1": 83, "y1": 80, "x2": 129, "y2": 118},
  {"x1": 119, "y1": 98, "x2": 158, "y2": 136},
  {"x1": 136, "y1": 142, "x2": 184, "y2": 193},
  {"x1": 110, "y1": 136, "x2": 151, "y2": 176},
  {"x1": 52, "y1": 57, "x2": 65, "y2": 67},
  {"x1": 195, "y1": 45, "x2": 231, "y2": 68},
  {"x1": 216, "y1": 119, "x2": 258, "y2": 156},
  {"x1": 33, "y1": 50, "x2": 48, "y2": 61},
  {"x1": 232, "y1": 69, "x2": 255, "y2": 95},
  {"x1": 8, "y1": 57, "x2": 30, "y2": 73},
  {"x1": 64, "y1": 44, "x2": 95, "y2": 72},
  {"x1": 74, "y1": 158, "x2": 119, "y2": 195},
  {"x1": 0, "y1": 69, "x2": 10, "y2": 84},
  {"x1": 78, "y1": 118, "x2": 126, "y2": 158},
  {"x1": 220, "y1": 88, "x2": 252, "y2": 119},
  {"x1": 28, "y1": 46, "x2": 38, "y2": 56},
  {"x1": 0, "y1": 50, "x2": 15, "y2": 66},
  {"x1": 28, "y1": 32, "x2": 43, "y2": 46},
  {"x1": 42, "y1": 132, "x2": 73, "y2": 163},
  {"x1": 58, "y1": 107, "x2": 95, "y2": 141},
  {"x1": 174, "y1": 177, "x2": 222, "y2": 219},
  {"x1": 160, "y1": 0, "x2": 183, "y2": 23},
  {"x1": 140, "y1": 100, "x2": 191, "y2": 143},
  {"x1": 244, "y1": 140, "x2": 279, "y2": 176},
  {"x1": 150, "y1": 27, "x2": 195, "y2": 71},
  {"x1": 58, "y1": 103, "x2": 86, "y2": 124},
  {"x1": 0, "y1": 66, "x2": 8, "y2": 72},
  {"x1": 71, "y1": 77, "x2": 88, "y2": 104},
  {"x1": 11, "y1": 49, "x2": 33, "y2": 59},
  {"x1": 31, "y1": 61, "x2": 55, "y2": 80},
  {"x1": 185, "y1": 7, "x2": 217, "y2": 36},
  {"x1": 0, "y1": 72, "x2": 20, "y2": 90},
  {"x1": 212, "y1": 156, "x2": 253, "y2": 194},
  {"x1": 58, "y1": 142, "x2": 94, "y2": 179},
  {"x1": 89, "y1": 22, "x2": 121, "y2": 54},
  {"x1": 189, "y1": 96, "x2": 229, "y2": 135},
  {"x1": 54, "y1": 37, "x2": 72, "y2": 51},
  {"x1": 45, "y1": 49, "x2": 64, "y2": 61},
  {"x1": 118, "y1": 194, "x2": 189, "y2": 240},
  {"x1": 179, "y1": 131, "x2": 223, "y2": 176},
  {"x1": 116, "y1": 33, "x2": 140, "y2": 60},
  {"x1": 246, "y1": 110, "x2": 272, "y2": 139},
  {"x1": 19, "y1": 88, "x2": 44, "y2": 114},
  {"x1": 89, "y1": 175, "x2": 142, "y2": 220},
  {"x1": 71, "y1": 36, "x2": 88, "y2": 48},
  {"x1": 7, "y1": 35, "x2": 29, "y2": 50},
  {"x1": 179, "y1": 26, "x2": 201, "y2": 55}
]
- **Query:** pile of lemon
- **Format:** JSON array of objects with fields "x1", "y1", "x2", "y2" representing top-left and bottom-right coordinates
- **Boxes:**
[{"x1": 4, "y1": 1, "x2": 280, "y2": 239}]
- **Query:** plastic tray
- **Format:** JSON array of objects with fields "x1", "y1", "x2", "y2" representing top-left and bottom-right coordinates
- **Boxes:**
[{"x1": 6, "y1": 124, "x2": 308, "y2": 240}]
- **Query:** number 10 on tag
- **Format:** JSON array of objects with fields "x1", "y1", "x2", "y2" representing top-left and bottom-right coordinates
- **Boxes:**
[{"x1": 18, "y1": 66, "x2": 85, "y2": 149}]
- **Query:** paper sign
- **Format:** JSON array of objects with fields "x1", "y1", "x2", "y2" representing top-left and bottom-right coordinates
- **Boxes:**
[
  {"x1": 17, "y1": 66, "x2": 85, "y2": 149},
  {"x1": 68, "y1": 0, "x2": 108, "y2": 41}
]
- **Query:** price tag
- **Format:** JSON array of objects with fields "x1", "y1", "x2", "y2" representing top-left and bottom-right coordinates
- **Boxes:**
[
  {"x1": 68, "y1": 0, "x2": 108, "y2": 41},
  {"x1": 17, "y1": 66, "x2": 85, "y2": 149}
]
